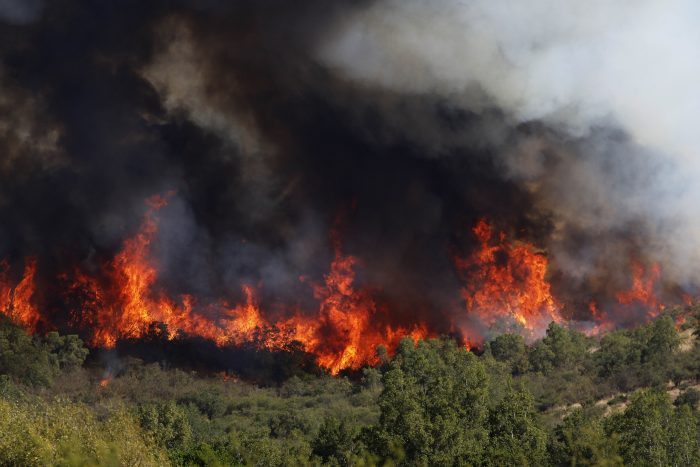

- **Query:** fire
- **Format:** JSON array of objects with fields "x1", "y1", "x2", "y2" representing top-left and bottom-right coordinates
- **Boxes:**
[
  {"x1": 265, "y1": 238, "x2": 430, "y2": 374},
  {"x1": 82, "y1": 195, "x2": 271, "y2": 349},
  {"x1": 584, "y1": 301, "x2": 615, "y2": 336},
  {"x1": 0, "y1": 258, "x2": 41, "y2": 332},
  {"x1": 299, "y1": 240, "x2": 428, "y2": 374},
  {"x1": 311, "y1": 246, "x2": 378, "y2": 372},
  {"x1": 0, "y1": 198, "x2": 680, "y2": 375},
  {"x1": 615, "y1": 260, "x2": 661, "y2": 317},
  {"x1": 55, "y1": 196, "x2": 427, "y2": 373},
  {"x1": 219, "y1": 285, "x2": 266, "y2": 346},
  {"x1": 84, "y1": 193, "x2": 193, "y2": 347},
  {"x1": 454, "y1": 219, "x2": 561, "y2": 339},
  {"x1": 584, "y1": 259, "x2": 664, "y2": 335}
]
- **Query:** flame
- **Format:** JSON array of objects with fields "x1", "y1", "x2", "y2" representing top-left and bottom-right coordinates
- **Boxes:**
[
  {"x1": 312, "y1": 246, "x2": 377, "y2": 372},
  {"x1": 579, "y1": 260, "x2": 667, "y2": 336},
  {"x1": 615, "y1": 260, "x2": 661, "y2": 317},
  {"x1": 306, "y1": 242, "x2": 427, "y2": 374},
  {"x1": 85, "y1": 194, "x2": 184, "y2": 347},
  {"x1": 73, "y1": 195, "x2": 273, "y2": 350},
  {"x1": 219, "y1": 285, "x2": 266, "y2": 346},
  {"x1": 59, "y1": 196, "x2": 427, "y2": 373},
  {"x1": 454, "y1": 219, "x2": 561, "y2": 340},
  {"x1": 274, "y1": 240, "x2": 429, "y2": 374},
  {"x1": 584, "y1": 301, "x2": 614, "y2": 336},
  {"x1": 0, "y1": 258, "x2": 40, "y2": 332},
  {"x1": 78, "y1": 193, "x2": 265, "y2": 348},
  {"x1": 0, "y1": 199, "x2": 679, "y2": 375}
]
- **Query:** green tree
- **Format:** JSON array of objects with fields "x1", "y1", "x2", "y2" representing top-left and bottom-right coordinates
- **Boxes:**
[
  {"x1": 489, "y1": 333, "x2": 529, "y2": 374},
  {"x1": 605, "y1": 389, "x2": 673, "y2": 466},
  {"x1": 0, "y1": 317, "x2": 53, "y2": 386},
  {"x1": 360, "y1": 367, "x2": 382, "y2": 394},
  {"x1": 527, "y1": 322, "x2": 589, "y2": 375},
  {"x1": 311, "y1": 416, "x2": 355, "y2": 466},
  {"x1": 43, "y1": 331, "x2": 89, "y2": 370},
  {"x1": 641, "y1": 315, "x2": 679, "y2": 364},
  {"x1": 595, "y1": 331, "x2": 640, "y2": 378},
  {"x1": 136, "y1": 400, "x2": 192, "y2": 450},
  {"x1": 486, "y1": 385, "x2": 547, "y2": 466},
  {"x1": 0, "y1": 318, "x2": 89, "y2": 387},
  {"x1": 675, "y1": 388, "x2": 700, "y2": 409},
  {"x1": 667, "y1": 405, "x2": 700, "y2": 467},
  {"x1": 364, "y1": 338, "x2": 489, "y2": 466},
  {"x1": 542, "y1": 322, "x2": 589, "y2": 369},
  {"x1": 549, "y1": 409, "x2": 622, "y2": 466},
  {"x1": 528, "y1": 340, "x2": 555, "y2": 374}
]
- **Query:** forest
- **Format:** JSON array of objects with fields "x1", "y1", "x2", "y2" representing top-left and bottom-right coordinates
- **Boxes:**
[{"x1": 0, "y1": 310, "x2": 699, "y2": 466}]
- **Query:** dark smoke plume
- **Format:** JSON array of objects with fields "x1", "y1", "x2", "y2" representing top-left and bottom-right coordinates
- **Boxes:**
[{"x1": 0, "y1": 0, "x2": 693, "y2": 350}]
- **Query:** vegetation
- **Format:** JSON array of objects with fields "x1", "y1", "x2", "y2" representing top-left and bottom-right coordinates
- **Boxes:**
[{"x1": 1, "y1": 311, "x2": 700, "y2": 465}]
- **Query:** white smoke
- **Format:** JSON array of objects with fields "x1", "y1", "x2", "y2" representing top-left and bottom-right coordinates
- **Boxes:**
[{"x1": 319, "y1": 0, "x2": 700, "y2": 285}]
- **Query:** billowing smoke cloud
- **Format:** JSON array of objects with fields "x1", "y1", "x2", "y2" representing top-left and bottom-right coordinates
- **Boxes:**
[
  {"x1": 320, "y1": 0, "x2": 700, "y2": 289},
  {"x1": 0, "y1": 0, "x2": 694, "y2": 349}
]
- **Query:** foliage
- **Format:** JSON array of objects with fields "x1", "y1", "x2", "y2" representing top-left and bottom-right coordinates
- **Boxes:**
[
  {"x1": 363, "y1": 338, "x2": 489, "y2": 465},
  {"x1": 549, "y1": 409, "x2": 623, "y2": 466},
  {"x1": 0, "y1": 315, "x2": 697, "y2": 465},
  {"x1": 0, "y1": 396, "x2": 167, "y2": 465},
  {"x1": 605, "y1": 389, "x2": 700, "y2": 466},
  {"x1": 312, "y1": 416, "x2": 357, "y2": 466},
  {"x1": 486, "y1": 385, "x2": 547, "y2": 466},
  {"x1": 0, "y1": 316, "x2": 88, "y2": 387},
  {"x1": 488, "y1": 333, "x2": 529, "y2": 374}
]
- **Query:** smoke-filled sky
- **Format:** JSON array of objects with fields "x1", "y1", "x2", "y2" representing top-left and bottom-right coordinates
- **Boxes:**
[{"x1": 0, "y1": 0, "x2": 698, "y2": 330}]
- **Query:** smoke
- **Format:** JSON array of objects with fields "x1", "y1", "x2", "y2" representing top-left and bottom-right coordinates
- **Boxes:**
[
  {"x1": 320, "y1": 0, "x2": 700, "y2": 288},
  {"x1": 0, "y1": 0, "x2": 694, "y2": 349},
  {"x1": 0, "y1": 0, "x2": 43, "y2": 24}
]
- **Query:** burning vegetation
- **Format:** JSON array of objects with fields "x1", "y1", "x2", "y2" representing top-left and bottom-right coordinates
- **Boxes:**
[
  {"x1": 0, "y1": 0, "x2": 696, "y2": 378},
  {"x1": 454, "y1": 218, "x2": 562, "y2": 344},
  {"x1": 0, "y1": 194, "x2": 686, "y2": 375}
]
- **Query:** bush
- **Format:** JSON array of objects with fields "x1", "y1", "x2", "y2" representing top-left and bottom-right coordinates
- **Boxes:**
[
  {"x1": 136, "y1": 400, "x2": 192, "y2": 449},
  {"x1": 364, "y1": 338, "x2": 489, "y2": 465},
  {"x1": 675, "y1": 388, "x2": 700, "y2": 409},
  {"x1": 0, "y1": 317, "x2": 89, "y2": 387}
]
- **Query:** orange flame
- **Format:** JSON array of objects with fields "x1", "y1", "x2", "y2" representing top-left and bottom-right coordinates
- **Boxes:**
[
  {"x1": 0, "y1": 258, "x2": 40, "y2": 332},
  {"x1": 454, "y1": 219, "x2": 561, "y2": 340},
  {"x1": 272, "y1": 240, "x2": 429, "y2": 374},
  {"x1": 63, "y1": 196, "x2": 427, "y2": 373},
  {"x1": 303, "y1": 243, "x2": 427, "y2": 374},
  {"x1": 1, "y1": 200, "x2": 677, "y2": 374},
  {"x1": 584, "y1": 260, "x2": 663, "y2": 335},
  {"x1": 615, "y1": 260, "x2": 661, "y2": 317},
  {"x1": 218, "y1": 285, "x2": 266, "y2": 346}
]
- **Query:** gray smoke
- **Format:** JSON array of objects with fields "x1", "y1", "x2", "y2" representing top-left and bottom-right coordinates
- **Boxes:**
[
  {"x1": 319, "y1": 0, "x2": 700, "y2": 287},
  {"x1": 0, "y1": 0, "x2": 43, "y2": 24}
]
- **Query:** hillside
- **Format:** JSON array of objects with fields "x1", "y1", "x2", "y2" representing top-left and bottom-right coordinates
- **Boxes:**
[{"x1": 0, "y1": 311, "x2": 699, "y2": 466}]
